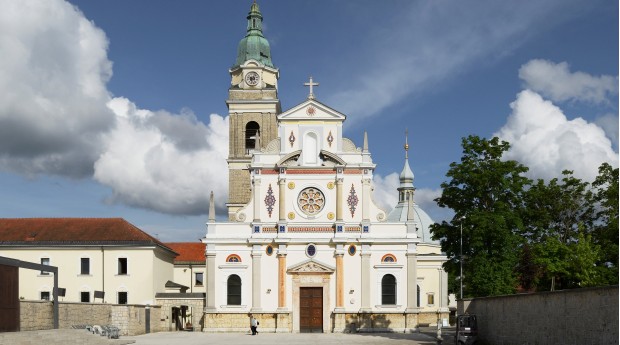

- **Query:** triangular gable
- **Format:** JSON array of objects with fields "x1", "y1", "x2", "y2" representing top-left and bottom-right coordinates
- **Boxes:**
[
  {"x1": 287, "y1": 259, "x2": 335, "y2": 274},
  {"x1": 278, "y1": 99, "x2": 346, "y2": 121}
]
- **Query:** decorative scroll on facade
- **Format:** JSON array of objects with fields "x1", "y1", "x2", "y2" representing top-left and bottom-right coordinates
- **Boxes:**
[
  {"x1": 347, "y1": 184, "x2": 359, "y2": 217},
  {"x1": 264, "y1": 184, "x2": 276, "y2": 217}
]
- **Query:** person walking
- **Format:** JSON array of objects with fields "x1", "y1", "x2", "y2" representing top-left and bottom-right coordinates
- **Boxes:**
[{"x1": 250, "y1": 314, "x2": 258, "y2": 335}]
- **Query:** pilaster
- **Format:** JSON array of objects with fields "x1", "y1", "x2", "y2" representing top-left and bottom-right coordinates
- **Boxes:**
[
  {"x1": 204, "y1": 244, "x2": 217, "y2": 312},
  {"x1": 277, "y1": 244, "x2": 288, "y2": 310},
  {"x1": 335, "y1": 244, "x2": 345, "y2": 310},
  {"x1": 251, "y1": 245, "x2": 262, "y2": 312},
  {"x1": 360, "y1": 244, "x2": 371, "y2": 312}
]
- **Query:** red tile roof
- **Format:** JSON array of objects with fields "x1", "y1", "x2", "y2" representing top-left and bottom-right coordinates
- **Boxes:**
[
  {"x1": 0, "y1": 218, "x2": 176, "y2": 254},
  {"x1": 164, "y1": 242, "x2": 205, "y2": 264}
]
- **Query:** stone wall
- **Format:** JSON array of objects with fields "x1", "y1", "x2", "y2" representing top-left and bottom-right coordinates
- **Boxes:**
[
  {"x1": 332, "y1": 312, "x2": 448, "y2": 333},
  {"x1": 461, "y1": 286, "x2": 618, "y2": 345},
  {"x1": 19, "y1": 300, "x2": 163, "y2": 335},
  {"x1": 156, "y1": 297, "x2": 204, "y2": 332},
  {"x1": 203, "y1": 312, "x2": 290, "y2": 333}
]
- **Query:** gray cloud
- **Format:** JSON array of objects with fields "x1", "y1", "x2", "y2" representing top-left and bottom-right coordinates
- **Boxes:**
[{"x1": 0, "y1": 0, "x2": 114, "y2": 177}]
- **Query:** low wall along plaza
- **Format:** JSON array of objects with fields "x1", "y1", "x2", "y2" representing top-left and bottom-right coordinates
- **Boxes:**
[
  {"x1": 461, "y1": 285, "x2": 618, "y2": 345},
  {"x1": 20, "y1": 300, "x2": 163, "y2": 335}
]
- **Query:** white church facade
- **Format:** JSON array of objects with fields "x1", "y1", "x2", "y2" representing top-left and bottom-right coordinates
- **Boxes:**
[{"x1": 202, "y1": 2, "x2": 449, "y2": 333}]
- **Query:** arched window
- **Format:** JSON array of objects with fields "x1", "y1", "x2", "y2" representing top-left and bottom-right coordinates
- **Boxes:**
[
  {"x1": 381, "y1": 254, "x2": 397, "y2": 263},
  {"x1": 245, "y1": 121, "x2": 260, "y2": 153},
  {"x1": 227, "y1": 275, "x2": 241, "y2": 305},
  {"x1": 381, "y1": 274, "x2": 396, "y2": 305},
  {"x1": 226, "y1": 254, "x2": 241, "y2": 263}
]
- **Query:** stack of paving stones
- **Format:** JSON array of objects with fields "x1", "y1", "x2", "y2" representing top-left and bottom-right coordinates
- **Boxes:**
[{"x1": 0, "y1": 329, "x2": 135, "y2": 345}]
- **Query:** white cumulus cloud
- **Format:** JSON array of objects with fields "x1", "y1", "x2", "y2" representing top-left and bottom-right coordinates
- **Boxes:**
[
  {"x1": 0, "y1": 0, "x2": 114, "y2": 177},
  {"x1": 519, "y1": 59, "x2": 618, "y2": 104},
  {"x1": 373, "y1": 172, "x2": 448, "y2": 223},
  {"x1": 94, "y1": 98, "x2": 229, "y2": 215},
  {"x1": 495, "y1": 89, "x2": 618, "y2": 182},
  {"x1": 0, "y1": 0, "x2": 231, "y2": 216}
]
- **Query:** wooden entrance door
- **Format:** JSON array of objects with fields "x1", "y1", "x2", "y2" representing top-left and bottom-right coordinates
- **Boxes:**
[
  {"x1": 0, "y1": 264, "x2": 19, "y2": 332},
  {"x1": 300, "y1": 287, "x2": 323, "y2": 333}
]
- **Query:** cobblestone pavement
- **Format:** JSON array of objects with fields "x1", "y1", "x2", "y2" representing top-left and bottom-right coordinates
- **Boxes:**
[{"x1": 123, "y1": 331, "x2": 447, "y2": 345}]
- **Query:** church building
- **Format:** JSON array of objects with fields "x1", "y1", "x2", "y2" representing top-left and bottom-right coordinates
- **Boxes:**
[{"x1": 202, "y1": 2, "x2": 448, "y2": 333}]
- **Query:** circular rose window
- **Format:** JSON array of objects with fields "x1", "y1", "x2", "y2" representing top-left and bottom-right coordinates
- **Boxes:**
[{"x1": 298, "y1": 187, "x2": 325, "y2": 215}]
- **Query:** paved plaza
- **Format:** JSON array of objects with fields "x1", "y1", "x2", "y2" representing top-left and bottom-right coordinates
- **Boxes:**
[{"x1": 123, "y1": 330, "x2": 453, "y2": 345}]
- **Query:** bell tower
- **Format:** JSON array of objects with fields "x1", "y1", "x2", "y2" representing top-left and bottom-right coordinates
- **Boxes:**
[{"x1": 226, "y1": 1, "x2": 281, "y2": 219}]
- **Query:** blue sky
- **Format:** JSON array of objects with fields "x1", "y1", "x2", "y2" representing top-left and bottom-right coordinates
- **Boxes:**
[{"x1": 0, "y1": 0, "x2": 617, "y2": 242}]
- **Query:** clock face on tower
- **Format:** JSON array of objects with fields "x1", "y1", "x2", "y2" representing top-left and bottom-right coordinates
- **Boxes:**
[{"x1": 245, "y1": 72, "x2": 260, "y2": 86}]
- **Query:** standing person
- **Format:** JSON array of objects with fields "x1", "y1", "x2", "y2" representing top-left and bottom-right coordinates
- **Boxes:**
[{"x1": 250, "y1": 314, "x2": 258, "y2": 335}]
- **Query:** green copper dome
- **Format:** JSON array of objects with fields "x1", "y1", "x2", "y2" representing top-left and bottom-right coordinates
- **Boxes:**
[{"x1": 234, "y1": 2, "x2": 274, "y2": 68}]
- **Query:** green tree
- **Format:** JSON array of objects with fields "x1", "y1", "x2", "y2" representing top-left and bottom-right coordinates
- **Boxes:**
[
  {"x1": 523, "y1": 171, "x2": 598, "y2": 290},
  {"x1": 591, "y1": 162, "x2": 619, "y2": 284},
  {"x1": 430, "y1": 136, "x2": 530, "y2": 297}
]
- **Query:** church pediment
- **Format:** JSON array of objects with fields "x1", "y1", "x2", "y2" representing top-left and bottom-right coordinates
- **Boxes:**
[
  {"x1": 278, "y1": 99, "x2": 346, "y2": 122},
  {"x1": 287, "y1": 259, "x2": 335, "y2": 274}
]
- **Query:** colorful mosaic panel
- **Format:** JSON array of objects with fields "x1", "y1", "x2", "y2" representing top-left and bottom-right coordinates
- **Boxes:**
[
  {"x1": 347, "y1": 184, "x2": 359, "y2": 217},
  {"x1": 264, "y1": 184, "x2": 276, "y2": 217}
]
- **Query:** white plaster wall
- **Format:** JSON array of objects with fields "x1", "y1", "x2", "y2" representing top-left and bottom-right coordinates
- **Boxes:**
[
  {"x1": 172, "y1": 265, "x2": 207, "y2": 293},
  {"x1": 343, "y1": 244, "x2": 362, "y2": 311},
  {"x1": 1, "y1": 246, "x2": 171, "y2": 305}
]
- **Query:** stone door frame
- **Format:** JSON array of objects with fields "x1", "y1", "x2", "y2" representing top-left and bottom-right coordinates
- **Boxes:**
[{"x1": 288, "y1": 260, "x2": 334, "y2": 333}]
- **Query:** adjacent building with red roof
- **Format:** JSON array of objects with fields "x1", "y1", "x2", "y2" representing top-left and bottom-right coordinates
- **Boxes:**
[{"x1": 0, "y1": 218, "x2": 177, "y2": 305}]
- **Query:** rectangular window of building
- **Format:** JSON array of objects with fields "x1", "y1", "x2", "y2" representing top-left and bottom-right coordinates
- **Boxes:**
[
  {"x1": 40, "y1": 291, "x2": 50, "y2": 301},
  {"x1": 118, "y1": 292, "x2": 128, "y2": 305},
  {"x1": 40, "y1": 257, "x2": 50, "y2": 275},
  {"x1": 427, "y1": 293, "x2": 435, "y2": 306},
  {"x1": 80, "y1": 257, "x2": 90, "y2": 275},
  {"x1": 118, "y1": 258, "x2": 128, "y2": 275},
  {"x1": 195, "y1": 272, "x2": 204, "y2": 286},
  {"x1": 81, "y1": 291, "x2": 90, "y2": 303}
]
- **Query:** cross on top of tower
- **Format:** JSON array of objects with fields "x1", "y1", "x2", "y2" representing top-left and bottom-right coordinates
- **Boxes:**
[{"x1": 304, "y1": 76, "x2": 319, "y2": 99}]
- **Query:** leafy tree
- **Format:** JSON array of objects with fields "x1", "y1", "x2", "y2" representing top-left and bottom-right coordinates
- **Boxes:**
[
  {"x1": 591, "y1": 162, "x2": 619, "y2": 284},
  {"x1": 523, "y1": 171, "x2": 598, "y2": 290},
  {"x1": 430, "y1": 136, "x2": 530, "y2": 297}
]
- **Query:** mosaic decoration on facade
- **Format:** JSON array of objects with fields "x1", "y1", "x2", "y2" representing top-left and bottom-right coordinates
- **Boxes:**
[
  {"x1": 264, "y1": 184, "x2": 276, "y2": 217},
  {"x1": 347, "y1": 184, "x2": 359, "y2": 217},
  {"x1": 381, "y1": 254, "x2": 397, "y2": 263},
  {"x1": 289, "y1": 131, "x2": 295, "y2": 147},
  {"x1": 297, "y1": 187, "x2": 325, "y2": 215},
  {"x1": 226, "y1": 254, "x2": 241, "y2": 263}
]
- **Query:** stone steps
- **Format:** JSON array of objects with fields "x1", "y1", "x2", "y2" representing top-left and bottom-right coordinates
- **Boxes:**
[{"x1": 0, "y1": 329, "x2": 135, "y2": 345}]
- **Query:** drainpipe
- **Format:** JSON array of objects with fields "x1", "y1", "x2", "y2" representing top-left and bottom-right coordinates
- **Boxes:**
[
  {"x1": 101, "y1": 246, "x2": 105, "y2": 303},
  {"x1": 190, "y1": 264, "x2": 193, "y2": 293}
]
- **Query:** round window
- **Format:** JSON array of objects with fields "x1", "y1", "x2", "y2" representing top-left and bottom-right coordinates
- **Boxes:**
[
  {"x1": 306, "y1": 244, "x2": 317, "y2": 258},
  {"x1": 348, "y1": 245, "x2": 356, "y2": 256},
  {"x1": 298, "y1": 187, "x2": 325, "y2": 215},
  {"x1": 266, "y1": 245, "x2": 274, "y2": 256}
]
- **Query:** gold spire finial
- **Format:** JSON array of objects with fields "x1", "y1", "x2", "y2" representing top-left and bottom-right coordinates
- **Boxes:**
[{"x1": 404, "y1": 129, "x2": 409, "y2": 160}]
